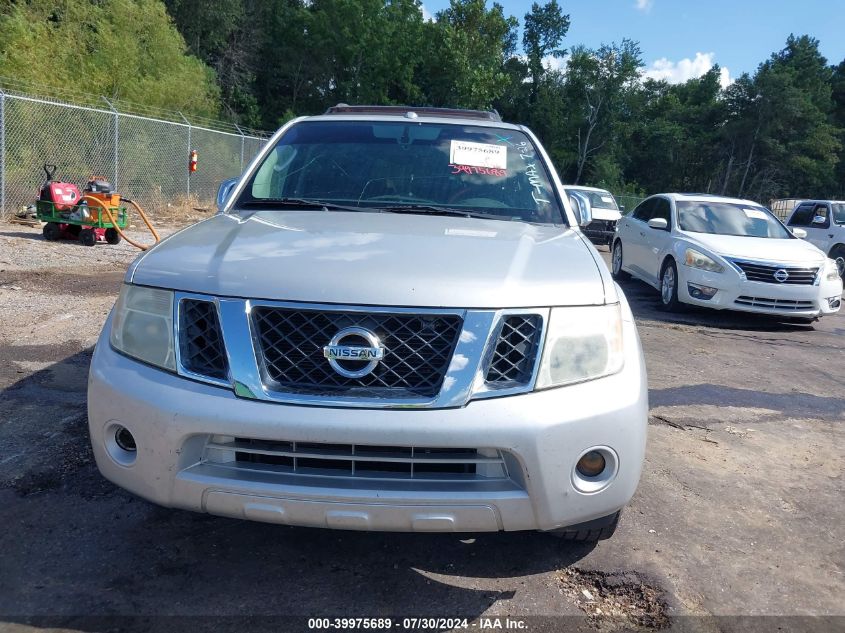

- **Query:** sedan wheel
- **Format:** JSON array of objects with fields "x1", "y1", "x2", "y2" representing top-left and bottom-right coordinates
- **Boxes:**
[
  {"x1": 659, "y1": 260, "x2": 683, "y2": 311},
  {"x1": 611, "y1": 241, "x2": 630, "y2": 281},
  {"x1": 830, "y1": 246, "x2": 845, "y2": 277}
]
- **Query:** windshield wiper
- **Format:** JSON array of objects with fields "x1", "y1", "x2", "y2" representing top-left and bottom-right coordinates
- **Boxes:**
[
  {"x1": 380, "y1": 204, "x2": 511, "y2": 222},
  {"x1": 238, "y1": 198, "x2": 371, "y2": 213}
]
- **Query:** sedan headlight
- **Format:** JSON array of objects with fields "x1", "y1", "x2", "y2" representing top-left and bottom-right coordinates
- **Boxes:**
[
  {"x1": 824, "y1": 258, "x2": 841, "y2": 281},
  {"x1": 110, "y1": 284, "x2": 176, "y2": 371},
  {"x1": 684, "y1": 248, "x2": 724, "y2": 273},
  {"x1": 535, "y1": 304, "x2": 624, "y2": 389}
]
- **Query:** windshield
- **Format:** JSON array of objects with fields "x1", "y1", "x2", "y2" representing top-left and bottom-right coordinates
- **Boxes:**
[
  {"x1": 833, "y1": 203, "x2": 845, "y2": 224},
  {"x1": 236, "y1": 120, "x2": 565, "y2": 224},
  {"x1": 677, "y1": 201, "x2": 792, "y2": 239},
  {"x1": 570, "y1": 189, "x2": 618, "y2": 210}
]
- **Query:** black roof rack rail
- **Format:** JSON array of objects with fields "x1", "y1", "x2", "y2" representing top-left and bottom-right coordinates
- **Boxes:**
[{"x1": 324, "y1": 104, "x2": 502, "y2": 122}]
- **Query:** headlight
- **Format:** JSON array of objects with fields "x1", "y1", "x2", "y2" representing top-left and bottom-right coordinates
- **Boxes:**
[
  {"x1": 110, "y1": 284, "x2": 176, "y2": 371},
  {"x1": 684, "y1": 248, "x2": 724, "y2": 273},
  {"x1": 824, "y1": 258, "x2": 841, "y2": 281},
  {"x1": 535, "y1": 304, "x2": 624, "y2": 389}
]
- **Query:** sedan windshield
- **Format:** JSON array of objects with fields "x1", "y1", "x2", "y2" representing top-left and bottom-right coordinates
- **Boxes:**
[
  {"x1": 677, "y1": 201, "x2": 792, "y2": 239},
  {"x1": 236, "y1": 120, "x2": 565, "y2": 224}
]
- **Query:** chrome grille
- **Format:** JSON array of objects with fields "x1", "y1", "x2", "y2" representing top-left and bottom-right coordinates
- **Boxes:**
[
  {"x1": 204, "y1": 437, "x2": 512, "y2": 482},
  {"x1": 251, "y1": 308, "x2": 463, "y2": 398},
  {"x1": 485, "y1": 315, "x2": 542, "y2": 385},
  {"x1": 179, "y1": 299, "x2": 228, "y2": 380},
  {"x1": 735, "y1": 296, "x2": 815, "y2": 311},
  {"x1": 730, "y1": 260, "x2": 819, "y2": 285}
]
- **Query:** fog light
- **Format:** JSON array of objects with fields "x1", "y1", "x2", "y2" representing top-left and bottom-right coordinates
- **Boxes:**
[
  {"x1": 687, "y1": 283, "x2": 718, "y2": 300},
  {"x1": 576, "y1": 451, "x2": 606, "y2": 477},
  {"x1": 828, "y1": 297, "x2": 841, "y2": 310},
  {"x1": 114, "y1": 426, "x2": 136, "y2": 452}
]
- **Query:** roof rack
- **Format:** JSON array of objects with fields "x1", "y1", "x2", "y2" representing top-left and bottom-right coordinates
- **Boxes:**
[{"x1": 324, "y1": 104, "x2": 502, "y2": 122}]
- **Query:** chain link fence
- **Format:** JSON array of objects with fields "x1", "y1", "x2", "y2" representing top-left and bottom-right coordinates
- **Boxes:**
[{"x1": 0, "y1": 87, "x2": 269, "y2": 220}]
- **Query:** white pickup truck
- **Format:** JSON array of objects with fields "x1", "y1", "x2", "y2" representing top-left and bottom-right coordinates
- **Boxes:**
[
  {"x1": 786, "y1": 200, "x2": 845, "y2": 275},
  {"x1": 562, "y1": 185, "x2": 622, "y2": 246}
]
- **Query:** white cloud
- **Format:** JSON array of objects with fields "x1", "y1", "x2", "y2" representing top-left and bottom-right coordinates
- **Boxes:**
[
  {"x1": 643, "y1": 52, "x2": 733, "y2": 88},
  {"x1": 420, "y1": 3, "x2": 434, "y2": 22},
  {"x1": 635, "y1": 0, "x2": 654, "y2": 12},
  {"x1": 542, "y1": 54, "x2": 567, "y2": 72}
]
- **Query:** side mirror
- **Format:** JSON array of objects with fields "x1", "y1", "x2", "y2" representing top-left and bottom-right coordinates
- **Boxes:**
[
  {"x1": 811, "y1": 215, "x2": 827, "y2": 225},
  {"x1": 568, "y1": 192, "x2": 593, "y2": 227},
  {"x1": 216, "y1": 178, "x2": 239, "y2": 213},
  {"x1": 791, "y1": 227, "x2": 808, "y2": 239},
  {"x1": 647, "y1": 217, "x2": 669, "y2": 230},
  {"x1": 619, "y1": 204, "x2": 626, "y2": 212}
]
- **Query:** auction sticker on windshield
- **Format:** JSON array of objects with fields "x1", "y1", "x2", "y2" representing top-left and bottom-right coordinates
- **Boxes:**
[
  {"x1": 450, "y1": 140, "x2": 507, "y2": 169},
  {"x1": 743, "y1": 208, "x2": 768, "y2": 219}
]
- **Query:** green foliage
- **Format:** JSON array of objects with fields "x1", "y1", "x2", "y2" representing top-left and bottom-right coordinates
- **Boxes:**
[
  {"x1": 522, "y1": 0, "x2": 569, "y2": 104},
  {"x1": 3, "y1": 0, "x2": 845, "y2": 203},
  {"x1": 0, "y1": 0, "x2": 220, "y2": 118}
]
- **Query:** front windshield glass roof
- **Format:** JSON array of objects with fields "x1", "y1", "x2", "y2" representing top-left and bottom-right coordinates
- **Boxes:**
[
  {"x1": 235, "y1": 120, "x2": 565, "y2": 224},
  {"x1": 677, "y1": 200, "x2": 792, "y2": 239}
]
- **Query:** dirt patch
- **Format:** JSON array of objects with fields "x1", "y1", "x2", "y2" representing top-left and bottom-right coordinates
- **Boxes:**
[
  {"x1": 0, "y1": 269, "x2": 125, "y2": 297},
  {"x1": 0, "y1": 409, "x2": 113, "y2": 499},
  {"x1": 557, "y1": 567, "x2": 670, "y2": 631}
]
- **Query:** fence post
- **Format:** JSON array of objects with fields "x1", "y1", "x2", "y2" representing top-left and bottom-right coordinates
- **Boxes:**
[
  {"x1": 234, "y1": 124, "x2": 246, "y2": 173},
  {"x1": 102, "y1": 97, "x2": 119, "y2": 189},
  {"x1": 179, "y1": 111, "x2": 191, "y2": 198},
  {"x1": 0, "y1": 89, "x2": 5, "y2": 218}
]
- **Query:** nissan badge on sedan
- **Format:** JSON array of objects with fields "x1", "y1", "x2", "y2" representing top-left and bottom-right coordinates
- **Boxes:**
[{"x1": 88, "y1": 105, "x2": 649, "y2": 541}]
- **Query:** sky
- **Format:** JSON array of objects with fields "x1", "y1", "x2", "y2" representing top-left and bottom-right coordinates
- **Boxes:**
[{"x1": 420, "y1": 0, "x2": 845, "y2": 87}]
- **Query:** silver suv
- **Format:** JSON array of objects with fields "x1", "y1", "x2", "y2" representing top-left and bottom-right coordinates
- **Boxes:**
[
  {"x1": 88, "y1": 106, "x2": 648, "y2": 541},
  {"x1": 786, "y1": 200, "x2": 845, "y2": 276}
]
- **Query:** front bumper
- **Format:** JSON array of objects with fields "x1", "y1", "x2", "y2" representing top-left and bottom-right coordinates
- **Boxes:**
[
  {"x1": 88, "y1": 315, "x2": 648, "y2": 533},
  {"x1": 678, "y1": 265, "x2": 843, "y2": 317},
  {"x1": 583, "y1": 220, "x2": 617, "y2": 244}
]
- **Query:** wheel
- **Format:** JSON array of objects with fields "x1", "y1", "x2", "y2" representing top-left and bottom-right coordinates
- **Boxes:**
[
  {"x1": 105, "y1": 228, "x2": 121, "y2": 245},
  {"x1": 546, "y1": 511, "x2": 621, "y2": 542},
  {"x1": 79, "y1": 228, "x2": 97, "y2": 247},
  {"x1": 829, "y1": 245, "x2": 845, "y2": 277},
  {"x1": 42, "y1": 222, "x2": 61, "y2": 241},
  {"x1": 659, "y1": 259, "x2": 683, "y2": 311},
  {"x1": 611, "y1": 240, "x2": 630, "y2": 280}
]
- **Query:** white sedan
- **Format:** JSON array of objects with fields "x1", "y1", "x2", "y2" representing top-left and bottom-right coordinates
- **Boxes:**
[{"x1": 611, "y1": 193, "x2": 843, "y2": 319}]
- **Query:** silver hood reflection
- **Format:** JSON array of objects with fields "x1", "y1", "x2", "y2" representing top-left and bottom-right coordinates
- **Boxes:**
[{"x1": 129, "y1": 210, "x2": 610, "y2": 308}]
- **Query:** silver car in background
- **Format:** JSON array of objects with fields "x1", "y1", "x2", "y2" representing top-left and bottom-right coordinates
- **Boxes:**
[{"x1": 88, "y1": 106, "x2": 648, "y2": 541}]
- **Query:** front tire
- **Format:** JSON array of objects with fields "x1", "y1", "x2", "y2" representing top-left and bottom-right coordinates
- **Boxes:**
[
  {"x1": 611, "y1": 240, "x2": 630, "y2": 281},
  {"x1": 546, "y1": 511, "x2": 621, "y2": 542},
  {"x1": 659, "y1": 259, "x2": 683, "y2": 311},
  {"x1": 830, "y1": 245, "x2": 845, "y2": 277},
  {"x1": 79, "y1": 228, "x2": 97, "y2": 247},
  {"x1": 105, "y1": 228, "x2": 121, "y2": 245},
  {"x1": 42, "y1": 222, "x2": 61, "y2": 241}
]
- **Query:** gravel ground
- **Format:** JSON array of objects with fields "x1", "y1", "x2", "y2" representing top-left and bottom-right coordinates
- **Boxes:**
[
  {"x1": 0, "y1": 226, "x2": 843, "y2": 633},
  {"x1": 0, "y1": 222, "x2": 182, "y2": 347}
]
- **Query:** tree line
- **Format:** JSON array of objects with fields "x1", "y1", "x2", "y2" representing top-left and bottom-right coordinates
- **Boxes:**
[{"x1": 2, "y1": 0, "x2": 844, "y2": 203}]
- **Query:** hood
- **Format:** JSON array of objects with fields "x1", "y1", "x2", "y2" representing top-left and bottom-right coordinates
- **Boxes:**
[
  {"x1": 130, "y1": 211, "x2": 608, "y2": 308},
  {"x1": 684, "y1": 232, "x2": 826, "y2": 264}
]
